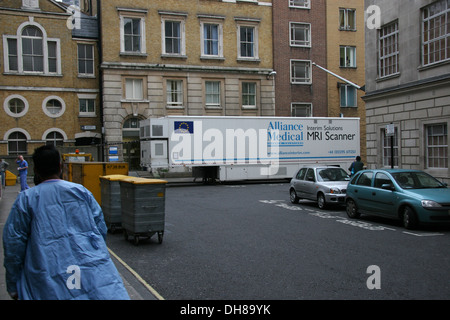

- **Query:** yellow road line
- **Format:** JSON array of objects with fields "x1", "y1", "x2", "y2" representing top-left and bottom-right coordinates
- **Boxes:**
[{"x1": 108, "y1": 248, "x2": 165, "y2": 300}]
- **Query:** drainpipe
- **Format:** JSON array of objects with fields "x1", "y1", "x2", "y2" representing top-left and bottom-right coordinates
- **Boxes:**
[{"x1": 97, "y1": 0, "x2": 104, "y2": 161}]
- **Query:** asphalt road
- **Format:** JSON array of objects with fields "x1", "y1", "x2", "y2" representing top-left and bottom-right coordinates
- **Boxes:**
[{"x1": 106, "y1": 182, "x2": 450, "y2": 300}]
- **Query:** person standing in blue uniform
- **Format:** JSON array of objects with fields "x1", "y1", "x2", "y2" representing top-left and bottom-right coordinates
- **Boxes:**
[
  {"x1": 15, "y1": 155, "x2": 29, "y2": 191},
  {"x1": 3, "y1": 145, "x2": 130, "y2": 300}
]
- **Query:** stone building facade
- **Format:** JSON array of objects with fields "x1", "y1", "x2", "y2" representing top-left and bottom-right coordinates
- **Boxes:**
[
  {"x1": 0, "y1": 0, "x2": 101, "y2": 168},
  {"x1": 364, "y1": 0, "x2": 450, "y2": 183},
  {"x1": 99, "y1": 0, "x2": 274, "y2": 167}
]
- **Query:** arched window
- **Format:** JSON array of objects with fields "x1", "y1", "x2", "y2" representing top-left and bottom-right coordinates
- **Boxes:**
[
  {"x1": 123, "y1": 117, "x2": 140, "y2": 136},
  {"x1": 3, "y1": 22, "x2": 60, "y2": 74},
  {"x1": 22, "y1": 26, "x2": 44, "y2": 72},
  {"x1": 45, "y1": 131, "x2": 64, "y2": 147},
  {"x1": 8, "y1": 132, "x2": 28, "y2": 155}
]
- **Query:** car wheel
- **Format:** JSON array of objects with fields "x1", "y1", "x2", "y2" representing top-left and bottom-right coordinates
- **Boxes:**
[
  {"x1": 317, "y1": 193, "x2": 326, "y2": 209},
  {"x1": 346, "y1": 199, "x2": 360, "y2": 219},
  {"x1": 402, "y1": 206, "x2": 418, "y2": 230},
  {"x1": 290, "y1": 189, "x2": 300, "y2": 204}
]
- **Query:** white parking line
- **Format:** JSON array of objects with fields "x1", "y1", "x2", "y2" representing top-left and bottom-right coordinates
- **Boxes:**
[
  {"x1": 402, "y1": 231, "x2": 444, "y2": 237},
  {"x1": 260, "y1": 200, "x2": 445, "y2": 237}
]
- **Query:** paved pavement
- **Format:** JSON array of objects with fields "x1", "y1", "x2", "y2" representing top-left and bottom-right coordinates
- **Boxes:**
[{"x1": 0, "y1": 181, "x2": 158, "y2": 300}]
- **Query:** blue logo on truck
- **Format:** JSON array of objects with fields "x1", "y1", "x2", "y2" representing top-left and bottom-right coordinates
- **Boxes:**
[{"x1": 174, "y1": 121, "x2": 194, "y2": 134}]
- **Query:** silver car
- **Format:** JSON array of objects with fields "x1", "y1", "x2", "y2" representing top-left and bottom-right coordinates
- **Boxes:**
[{"x1": 289, "y1": 166, "x2": 351, "y2": 209}]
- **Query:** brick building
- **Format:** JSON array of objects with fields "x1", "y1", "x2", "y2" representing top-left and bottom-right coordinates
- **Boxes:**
[
  {"x1": 272, "y1": 0, "x2": 327, "y2": 117},
  {"x1": 99, "y1": 0, "x2": 275, "y2": 168},
  {"x1": 0, "y1": 0, "x2": 101, "y2": 170}
]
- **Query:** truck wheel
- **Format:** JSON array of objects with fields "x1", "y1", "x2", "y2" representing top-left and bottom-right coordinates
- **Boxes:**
[{"x1": 290, "y1": 189, "x2": 300, "y2": 204}]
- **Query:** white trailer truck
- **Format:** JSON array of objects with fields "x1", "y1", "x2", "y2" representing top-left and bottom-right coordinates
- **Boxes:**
[{"x1": 140, "y1": 116, "x2": 360, "y2": 182}]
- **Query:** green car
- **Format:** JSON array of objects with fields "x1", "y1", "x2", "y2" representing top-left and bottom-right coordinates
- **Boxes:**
[{"x1": 345, "y1": 169, "x2": 450, "y2": 229}]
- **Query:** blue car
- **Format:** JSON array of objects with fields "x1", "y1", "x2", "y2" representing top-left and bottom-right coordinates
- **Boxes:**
[{"x1": 345, "y1": 169, "x2": 450, "y2": 229}]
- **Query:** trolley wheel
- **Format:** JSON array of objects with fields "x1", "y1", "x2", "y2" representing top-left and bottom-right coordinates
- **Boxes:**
[
  {"x1": 134, "y1": 235, "x2": 140, "y2": 246},
  {"x1": 123, "y1": 229, "x2": 128, "y2": 241},
  {"x1": 158, "y1": 231, "x2": 164, "y2": 244}
]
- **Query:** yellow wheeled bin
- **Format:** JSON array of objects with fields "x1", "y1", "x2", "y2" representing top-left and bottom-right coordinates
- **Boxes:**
[
  {"x1": 119, "y1": 177, "x2": 167, "y2": 245},
  {"x1": 69, "y1": 162, "x2": 129, "y2": 205},
  {"x1": 99, "y1": 174, "x2": 134, "y2": 233},
  {"x1": 5, "y1": 170, "x2": 17, "y2": 186}
]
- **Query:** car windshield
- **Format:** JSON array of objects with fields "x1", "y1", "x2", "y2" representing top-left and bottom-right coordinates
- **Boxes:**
[
  {"x1": 392, "y1": 172, "x2": 447, "y2": 189},
  {"x1": 317, "y1": 168, "x2": 350, "y2": 182}
]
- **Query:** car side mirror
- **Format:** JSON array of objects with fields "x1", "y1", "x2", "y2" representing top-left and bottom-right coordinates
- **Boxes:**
[{"x1": 381, "y1": 184, "x2": 395, "y2": 191}]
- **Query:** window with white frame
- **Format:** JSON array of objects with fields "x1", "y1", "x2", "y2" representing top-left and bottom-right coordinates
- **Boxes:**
[
  {"x1": 290, "y1": 22, "x2": 311, "y2": 47},
  {"x1": 4, "y1": 95, "x2": 29, "y2": 118},
  {"x1": 8, "y1": 98, "x2": 26, "y2": 115},
  {"x1": 339, "y1": 8, "x2": 356, "y2": 31},
  {"x1": 378, "y1": 21, "x2": 399, "y2": 78},
  {"x1": 340, "y1": 46, "x2": 356, "y2": 67},
  {"x1": 3, "y1": 23, "x2": 60, "y2": 74},
  {"x1": 125, "y1": 78, "x2": 144, "y2": 100},
  {"x1": 6, "y1": 38, "x2": 18, "y2": 71},
  {"x1": 42, "y1": 96, "x2": 65, "y2": 118},
  {"x1": 242, "y1": 82, "x2": 256, "y2": 109},
  {"x1": 124, "y1": 18, "x2": 142, "y2": 52},
  {"x1": 340, "y1": 84, "x2": 357, "y2": 107},
  {"x1": 426, "y1": 124, "x2": 448, "y2": 168},
  {"x1": 78, "y1": 94, "x2": 96, "y2": 116},
  {"x1": 291, "y1": 103, "x2": 312, "y2": 117},
  {"x1": 201, "y1": 22, "x2": 223, "y2": 58},
  {"x1": 45, "y1": 131, "x2": 64, "y2": 147},
  {"x1": 78, "y1": 43, "x2": 94, "y2": 76},
  {"x1": 22, "y1": 26, "x2": 44, "y2": 72},
  {"x1": 166, "y1": 80, "x2": 183, "y2": 108},
  {"x1": 382, "y1": 127, "x2": 399, "y2": 167},
  {"x1": 289, "y1": 0, "x2": 310, "y2": 9},
  {"x1": 8, "y1": 132, "x2": 28, "y2": 155},
  {"x1": 161, "y1": 15, "x2": 186, "y2": 56},
  {"x1": 291, "y1": 60, "x2": 311, "y2": 84},
  {"x1": 240, "y1": 26, "x2": 254, "y2": 58},
  {"x1": 237, "y1": 22, "x2": 259, "y2": 60},
  {"x1": 422, "y1": 0, "x2": 450, "y2": 66},
  {"x1": 119, "y1": 11, "x2": 146, "y2": 54},
  {"x1": 46, "y1": 99, "x2": 62, "y2": 115},
  {"x1": 47, "y1": 40, "x2": 58, "y2": 73},
  {"x1": 205, "y1": 81, "x2": 221, "y2": 109}
]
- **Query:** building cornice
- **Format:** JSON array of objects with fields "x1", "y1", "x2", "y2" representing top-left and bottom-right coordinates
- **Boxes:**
[
  {"x1": 363, "y1": 73, "x2": 450, "y2": 101},
  {"x1": 100, "y1": 62, "x2": 272, "y2": 75}
]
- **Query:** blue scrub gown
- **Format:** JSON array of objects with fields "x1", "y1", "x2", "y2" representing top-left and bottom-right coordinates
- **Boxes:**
[
  {"x1": 2, "y1": 179, "x2": 130, "y2": 300},
  {"x1": 16, "y1": 159, "x2": 30, "y2": 191}
]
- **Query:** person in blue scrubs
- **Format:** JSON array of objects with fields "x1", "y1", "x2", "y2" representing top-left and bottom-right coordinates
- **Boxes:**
[
  {"x1": 15, "y1": 155, "x2": 30, "y2": 191},
  {"x1": 3, "y1": 145, "x2": 130, "y2": 300}
]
